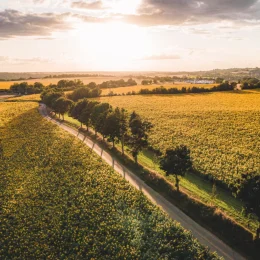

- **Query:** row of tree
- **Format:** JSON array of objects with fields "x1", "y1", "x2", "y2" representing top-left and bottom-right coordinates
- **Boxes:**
[
  {"x1": 70, "y1": 99, "x2": 153, "y2": 163},
  {"x1": 99, "y1": 79, "x2": 137, "y2": 89},
  {"x1": 41, "y1": 91, "x2": 153, "y2": 163},
  {"x1": 10, "y1": 82, "x2": 44, "y2": 94},
  {"x1": 139, "y1": 82, "x2": 236, "y2": 95},
  {"x1": 9, "y1": 78, "x2": 137, "y2": 95},
  {"x1": 43, "y1": 73, "x2": 110, "y2": 79},
  {"x1": 9, "y1": 80, "x2": 84, "y2": 94},
  {"x1": 40, "y1": 91, "x2": 73, "y2": 120},
  {"x1": 67, "y1": 85, "x2": 102, "y2": 101},
  {"x1": 141, "y1": 76, "x2": 176, "y2": 85}
]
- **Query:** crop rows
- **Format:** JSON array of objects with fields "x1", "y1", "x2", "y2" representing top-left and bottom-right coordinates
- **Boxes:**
[
  {"x1": 99, "y1": 90, "x2": 260, "y2": 189},
  {"x1": 0, "y1": 101, "x2": 218, "y2": 259}
]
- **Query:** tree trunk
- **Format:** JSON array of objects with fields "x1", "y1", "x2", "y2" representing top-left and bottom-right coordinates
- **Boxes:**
[
  {"x1": 175, "y1": 175, "x2": 180, "y2": 192},
  {"x1": 256, "y1": 223, "x2": 260, "y2": 240},
  {"x1": 112, "y1": 140, "x2": 115, "y2": 148},
  {"x1": 121, "y1": 137, "x2": 124, "y2": 155},
  {"x1": 134, "y1": 155, "x2": 138, "y2": 164}
]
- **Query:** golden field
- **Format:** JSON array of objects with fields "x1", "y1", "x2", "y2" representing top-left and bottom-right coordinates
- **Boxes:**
[
  {"x1": 98, "y1": 90, "x2": 260, "y2": 187},
  {"x1": 0, "y1": 76, "x2": 143, "y2": 90},
  {"x1": 101, "y1": 83, "x2": 217, "y2": 95},
  {"x1": 0, "y1": 101, "x2": 218, "y2": 259}
]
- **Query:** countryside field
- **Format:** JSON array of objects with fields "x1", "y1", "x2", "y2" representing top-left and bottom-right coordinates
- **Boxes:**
[
  {"x1": 98, "y1": 90, "x2": 260, "y2": 190},
  {"x1": 0, "y1": 101, "x2": 218, "y2": 259},
  {"x1": 101, "y1": 83, "x2": 217, "y2": 95},
  {"x1": 0, "y1": 76, "x2": 143, "y2": 90}
]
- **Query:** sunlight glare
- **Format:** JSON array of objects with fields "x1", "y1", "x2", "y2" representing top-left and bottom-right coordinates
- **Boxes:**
[{"x1": 76, "y1": 21, "x2": 150, "y2": 70}]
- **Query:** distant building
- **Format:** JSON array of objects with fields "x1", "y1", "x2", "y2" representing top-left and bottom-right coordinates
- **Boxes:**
[{"x1": 184, "y1": 79, "x2": 215, "y2": 84}]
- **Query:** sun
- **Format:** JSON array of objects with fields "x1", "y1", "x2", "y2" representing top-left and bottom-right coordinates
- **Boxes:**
[{"x1": 75, "y1": 21, "x2": 151, "y2": 70}]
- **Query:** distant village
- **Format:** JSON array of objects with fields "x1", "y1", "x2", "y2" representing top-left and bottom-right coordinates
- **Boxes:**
[{"x1": 182, "y1": 79, "x2": 215, "y2": 84}]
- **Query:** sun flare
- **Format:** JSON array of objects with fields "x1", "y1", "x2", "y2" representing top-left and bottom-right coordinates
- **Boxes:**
[{"x1": 75, "y1": 21, "x2": 150, "y2": 69}]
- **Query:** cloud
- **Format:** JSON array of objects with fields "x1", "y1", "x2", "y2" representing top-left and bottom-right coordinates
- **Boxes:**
[
  {"x1": 0, "y1": 56, "x2": 53, "y2": 65},
  {"x1": 0, "y1": 9, "x2": 71, "y2": 39},
  {"x1": 141, "y1": 54, "x2": 181, "y2": 60},
  {"x1": 120, "y1": 0, "x2": 260, "y2": 26},
  {"x1": 71, "y1": 1, "x2": 105, "y2": 10}
]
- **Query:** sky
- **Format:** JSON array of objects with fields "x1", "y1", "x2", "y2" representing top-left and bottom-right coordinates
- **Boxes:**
[{"x1": 0, "y1": 0, "x2": 260, "y2": 72}]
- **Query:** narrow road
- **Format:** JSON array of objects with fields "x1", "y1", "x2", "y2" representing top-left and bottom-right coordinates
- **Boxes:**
[{"x1": 39, "y1": 103, "x2": 245, "y2": 260}]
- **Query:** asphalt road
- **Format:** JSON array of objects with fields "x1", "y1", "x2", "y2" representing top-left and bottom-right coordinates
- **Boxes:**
[{"x1": 39, "y1": 103, "x2": 245, "y2": 260}]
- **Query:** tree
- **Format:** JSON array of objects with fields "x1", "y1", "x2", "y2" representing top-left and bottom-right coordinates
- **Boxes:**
[
  {"x1": 41, "y1": 91, "x2": 64, "y2": 112},
  {"x1": 128, "y1": 112, "x2": 153, "y2": 163},
  {"x1": 126, "y1": 78, "x2": 137, "y2": 86},
  {"x1": 68, "y1": 87, "x2": 90, "y2": 102},
  {"x1": 67, "y1": 86, "x2": 102, "y2": 101},
  {"x1": 69, "y1": 99, "x2": 89, "y2": 127},
  {"x1": 141, "y1": 80, "x2": 150, "y2": 85},
  {"x1": 87, "y1": 82, "x2": 97, "y2": 89},
  {"x1": 118, "y1": 108, "x2": 128, "y2": 155},
  {"x1": 159, "y1": 146, "x2": 192, "y2": 192},
  {"x1": 90, "y1": 103, "x2": 111, "y2": 138},
  {"x1": 90, "y1": 87, "x2": 102, "y2": 98},
  {"x1": 53, "y1": 97, "x2": 73, "y2": 120},
  {"x1": 0, "y1": 139, "x2": 3, "y2": 159},
  {"x1": 103, "y1": 109, "x2": 120, "y2": 148},
  {"x1": 79, "y1": 101, "x2": 99, "y2": 131},
  {"x1": 238, "y1": 172, "x2": 260, "y2": 239}
]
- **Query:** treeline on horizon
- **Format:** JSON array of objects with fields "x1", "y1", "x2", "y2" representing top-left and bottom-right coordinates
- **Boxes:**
[
  {"x1": 108, "y1": 79, "x2": 260, "y2": 96},
  {"x1": 8, "y1": 78, "x2": 138, "y2": 95},
  {"x1": 7, "y1": 77, "x2": 260, "y2": 97},
  {"x1": 43, "y1": 73, "x2": 115, "y2": 79}
]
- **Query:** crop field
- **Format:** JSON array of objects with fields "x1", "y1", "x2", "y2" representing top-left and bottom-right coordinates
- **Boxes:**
[
  {"x1": 0, "y1": 76, "x2": 143, "y2": 90},
  {"x1": 99, "y1": 90, "x2": 260, "y2": 189},
  {"x1": 0, "y1": 101, "x2": 218, "y2": 259},
  {"x1": 101, "y1": 83, "x2": 217, "y2": 95}
]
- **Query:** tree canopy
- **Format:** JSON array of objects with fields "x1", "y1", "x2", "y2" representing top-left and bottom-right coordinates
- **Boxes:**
[{"x1": 160, "y1": 145, "x2": 192, "y2": 192}]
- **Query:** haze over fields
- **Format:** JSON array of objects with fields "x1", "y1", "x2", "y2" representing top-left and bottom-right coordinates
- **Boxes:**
[{"x1": 1, "y1": 0, "x2": 260, "y2": 72}]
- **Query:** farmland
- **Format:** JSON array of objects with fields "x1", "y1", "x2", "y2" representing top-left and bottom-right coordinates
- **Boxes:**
[
  {"x1": 0, "y1": 76, "x2": 143, "y2": 90},
  {"x1": 0, "y1": 101, "x2": 218, "y2": 259},
  {"x1": 101, "y1": 83, "x2": 217, "y2": 95},
  {"x1": 98, "y1": 90, "x2": 260, "y2": 190}
]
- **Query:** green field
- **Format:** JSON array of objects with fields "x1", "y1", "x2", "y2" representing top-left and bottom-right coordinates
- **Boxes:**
[{"x1": 0, "y1": 101, "x2": 219, "y2": 259}]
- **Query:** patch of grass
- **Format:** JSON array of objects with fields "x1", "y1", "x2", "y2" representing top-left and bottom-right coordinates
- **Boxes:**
[{"x1": 135, "y1": 144, "x2": 258, "y2": 232}]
